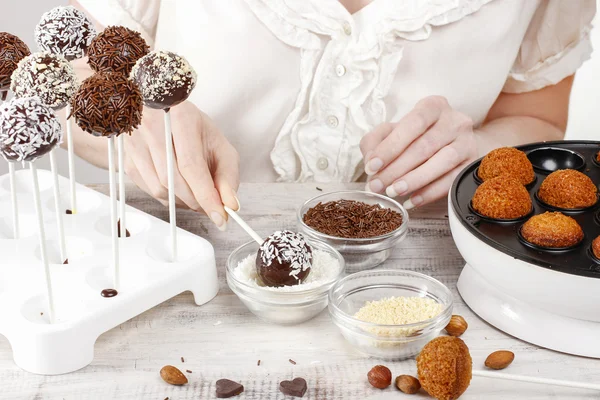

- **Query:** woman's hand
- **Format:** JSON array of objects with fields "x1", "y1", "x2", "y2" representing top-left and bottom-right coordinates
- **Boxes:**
[
  {"x1": 123, "y1": 101, "x2": 239, "y2": 229},
  {"x1": 361, "y1": 96, "x2": 477, "y2": 209}
]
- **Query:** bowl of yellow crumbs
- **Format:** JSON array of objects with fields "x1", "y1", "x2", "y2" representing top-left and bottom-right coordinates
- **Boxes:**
[{"x1": 328, "y1": 269, "x2": 453, "y2": 359}]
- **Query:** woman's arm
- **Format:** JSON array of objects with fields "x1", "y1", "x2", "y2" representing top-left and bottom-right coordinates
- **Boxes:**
[{"x1": 361, "y1": 75, "x2": 574, "y2": 209}]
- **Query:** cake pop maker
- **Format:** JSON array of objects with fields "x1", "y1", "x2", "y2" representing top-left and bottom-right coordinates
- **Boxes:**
[{"x1": 449, "y1": 140, "x2": 600, "y2": 357}]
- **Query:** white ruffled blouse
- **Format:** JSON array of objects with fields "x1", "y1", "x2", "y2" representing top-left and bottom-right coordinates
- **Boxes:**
[{"x1": 79, "y1": 0, "x2": 595, "y2": 183}]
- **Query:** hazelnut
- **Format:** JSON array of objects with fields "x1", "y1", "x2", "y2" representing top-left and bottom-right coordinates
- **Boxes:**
[
  {"x1": 395, "y1": 375, "x2": 421, "y2": 394},
  {"x1": 368, "y1": 365, "x2": 392, "y2": 389},
  {"x1": 445, "y1": 315, "x2": 468, "y2": 337}
]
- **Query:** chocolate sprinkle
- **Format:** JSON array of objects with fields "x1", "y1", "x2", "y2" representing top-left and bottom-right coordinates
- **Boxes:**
[
  {"x1": 0, "y1": 97, "x2": 62, "y2": 162},
  {"x1": 87, "y1": 26, "x2": 149, "y2": 76},
  {"x1": 181, "y1": 357, "x2": 184, "y2": 363},
  {"x1": 69, "y1": 72, "x2": 143, "y2": 137},
  {"x1": 303, "y1": 199, "x2": 403, "y2": 238},
  {"x1": 35, "y1": 6, "x2": 96, "y2": 61},
  {"x1": 0, "y1": 32, "x2": 31, "y2": 91},
  {"x1": 10, "y1": 52, "x2": 78, "y2": 110},
  {"x1": 186, "y1": 369, "x2": 192, "y2": 373},
  {"x1": 289, "y1": 359, "x2": 297, "y2": 365}
]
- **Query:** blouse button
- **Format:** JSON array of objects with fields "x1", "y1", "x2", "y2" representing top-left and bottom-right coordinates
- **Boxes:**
[
  {"x1": 327, "y1": 115, "x2": 339, "y2": 128},
  {"x1": 335, "y1": 64, "x2": 346, "y2": 77},
  {"x1": 342, "y1": 21, "x2": 352, "y2": 35},
  {"x1": 317, "y1": 157, "x2": 329, "y2": 170}
]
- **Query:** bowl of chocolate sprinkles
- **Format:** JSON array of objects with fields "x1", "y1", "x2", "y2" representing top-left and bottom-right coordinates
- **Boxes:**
[{"x1": 298, "y1": 191, "x2": 408, "y2": 271}]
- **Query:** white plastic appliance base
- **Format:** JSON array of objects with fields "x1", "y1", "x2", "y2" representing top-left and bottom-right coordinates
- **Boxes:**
[
  {"x1": 458, "y1": 264, "x2": 600, "y2": 358},
  {"x1": 0, "y1": 169, "x2": 218, "y2": 375}
]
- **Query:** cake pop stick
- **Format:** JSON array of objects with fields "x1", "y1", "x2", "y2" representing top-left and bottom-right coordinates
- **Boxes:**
[
  {"x1": 107, "y1": 136, "x2": 119, "y2": 289},
  {"x1": 473, "y1": 370, "x2": 600, "y2": 391},
  {"x1": 66, "y1": 105, "x2": 77, "y2": 214},
  {"x1": 49, "y1": 150, "x2": 67, "y2": 263},
  {"x1": 224, "y1": 206, "x2": 262, "y2": 245},
  {"x1": 117, "y1": 134, "x2": 127, "y2": 238},
  {"x1": 131, "y1": 51, "x2": 197, "y2": 262},
  {"x1": 0, "y1": 97, "x2": 63, "y2": 323},
  {"x1": 7, "y1": 162, "x2": 19, "y2": 238}
]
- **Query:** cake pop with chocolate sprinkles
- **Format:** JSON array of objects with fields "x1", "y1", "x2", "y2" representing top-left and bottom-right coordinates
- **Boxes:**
[
  {"x1": 0, "y1": 32, "x2": 31, "y2": 96},
  {"x1": 35, "y1": 6, "x2": 96, "y2": 61},
  {"x1": 256, "y1": 230, "x2": 313, "y2": 287},
  {"x1": 87, "y1": 26, "x2": 149, "y2": 76},
  {"x1": 131, "y1": 50, "x2": 197, "y2": 110},
  {"x1": 10, "y1": 52, "x2": 78, "y2": 110},
  {"x1": 0, "y1": 96, "x2": 62, "y2": 162},
  {"x1": 69, "y1": 72, "x2": 143, "y2": 137}
]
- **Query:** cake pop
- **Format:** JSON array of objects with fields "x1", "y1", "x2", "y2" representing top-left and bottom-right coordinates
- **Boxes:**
[
  {"x1": 0, "y1": 32, "x2": 31, "y2": 98},
  {"x1": 35, "y1": 6, "x2": 96, "y2": 61},
  {"x1": 10, "y1": 52, "x2": 78, "y2": 110},
  {"x1": 70, "y1": 72, "x2": 143, "y2": 136},
  {"x1": 130, "y1": 50, "x2": 197, "y2": 110},
  {"x1": 0, "y1": 96, "x2": 62, "y2": 162},
  {"x1": 256, "y1": 230, "x2": 313, "y2": 287},
  {"x1": 87, "y1": 26, "x2": 149, "y2": 76}
]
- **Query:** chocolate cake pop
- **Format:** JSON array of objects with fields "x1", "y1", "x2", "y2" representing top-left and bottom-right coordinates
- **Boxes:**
[
  {"x1": 10, "y1": 52, "x2": 78, "y2": 110},
  {"x1": 130, "y1": 50, "x2": 197, "y2": 110},
  {"x1": 256, "y1": 230, "x2": 313, "y2": 287},
  {"x1": 0, "y1": 96, "x2": 62, "y2": 162},
  {"x1": 87, "y1": 26, "x2": 149, "y2": 76},
  {"x1": 69, "y1": 72, "x2": 143, "y2": 137},
  {"x1": 0, "y1": 32, "x2": 31, "y2": 95},
  {"x1": 35, "y1": 6, "x2": 96, "y2": 61}
]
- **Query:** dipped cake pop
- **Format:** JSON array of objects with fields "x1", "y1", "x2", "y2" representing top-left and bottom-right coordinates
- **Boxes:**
[
  {"x1": 87, "y1": 26, "x2": 149, "y2": 76},
  {"x1": 35, "y1": 6, "x2": 96, "y2": 61},
  {"x1": 0, "y1": 96, "x2": 62, "y2": 162},
  {"x1": 10, "y1": 52, "x2": 78, "y2": 110},
  {"x1": 0, "y1": 32, "x2": 31, "y2": 97},
  {"x1": 130, "y1": 50, "x2": 197, "y2": 110},
  {"x1": 417, "y1": 336, "x2": 472, "y2": 400},
  {"x1": 256, "y1": 230, "x2": 313, "y2": 287},
  {"x1": 69, "y1": 72, "x2": 143, "y2": 136}
]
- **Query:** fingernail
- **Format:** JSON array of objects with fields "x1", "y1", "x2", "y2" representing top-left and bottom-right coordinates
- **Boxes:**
[
  {"x1": 403, "y1": 195, "x2": 423, "y2": 210},
  {"x1": 210, "y1": 211, "x2": 226, "y2": 231},
  {"x1": 386, "y1": 180, "x2": 408, "y2": 198},
  {"x1": 365, "y1": 158, "x2": 383, "y2": 176},
  {"x1": 234, "y1": 195, "x2": 241, "y2": 212},
  {"x1": 366, "y1": 179, "x2": 384, "y2": 193}
]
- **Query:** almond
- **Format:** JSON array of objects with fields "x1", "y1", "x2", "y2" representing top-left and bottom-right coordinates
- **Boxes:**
[
  {"x1": 160, "y1": 365, "x2": 188, "y2": 385},
  {"x1": 444, "y1": 315, "x2": 468, "y2": 337},
  {"x1": 395, "y1": 375, "x2": 421, "y2": 394},
  {"x1": 485, "y1": 350, "x2": 515, "y2": 370}
]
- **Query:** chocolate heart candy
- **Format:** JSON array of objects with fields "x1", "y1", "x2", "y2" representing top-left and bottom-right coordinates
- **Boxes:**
[
  {"x1": 216, "y1": 379, "x2": 244, "y2": 398},
  {"x1": 280, "y1": 377, "x2": 307, "y2": 397}
]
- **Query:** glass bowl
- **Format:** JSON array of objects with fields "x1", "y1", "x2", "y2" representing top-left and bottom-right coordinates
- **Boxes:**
[
  {"x1": 328, "y1": 269, "x2": 453, "y2": 359},
  {"x1": 226, "y1": 239, "x2": 345, "y2": 325},
  {"x1": 297, "y1": 190, "x2": 409, "y2": 272}
]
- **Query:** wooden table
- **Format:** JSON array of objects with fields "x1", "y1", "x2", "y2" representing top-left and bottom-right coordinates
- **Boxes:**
[{"x1": 1, "y1": 183, "x2": 598, "y2": 399}]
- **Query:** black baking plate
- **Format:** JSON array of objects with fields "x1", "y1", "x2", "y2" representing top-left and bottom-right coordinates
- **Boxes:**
[{"x1": 451, "y1": 140, "x2": 600, "y2": 279}]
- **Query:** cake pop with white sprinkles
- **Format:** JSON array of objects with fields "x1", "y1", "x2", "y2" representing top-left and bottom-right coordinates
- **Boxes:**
[
  {"x1": 256, "y1": 230, "x2": 313, "y2": 287},
  {"x1": 0, "y1": 32, "x2": 31, "y2": 95},
  {"x1": 0, "y1": 96, "x2": 62, "y2": 162},
  {"x1": 131, "y1": 50, "x2": 197, "y2": 110},
  {"x1": 35, "y1": 6, "x2": 96, "y2": 61},
  {"x1": 11, "y1": 52, "x2": 78, "y2": 110}
]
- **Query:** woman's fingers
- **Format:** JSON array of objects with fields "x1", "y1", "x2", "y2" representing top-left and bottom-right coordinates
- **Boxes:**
[
  {"x1": 212, "y1": 140, "x2": 240, "y2": 211},
  {"x1": 124, "y1": 137, "x2": 168, "y2": 201},
  {"x1": 363, "y1": 96, "x2": 448, "y2": 175},
  {"x1": 404, "y1": 162, "x2": 469, "y2": 209},
  {"x1": 359, "y1": 122, "x2": 395, "y2": 160}
]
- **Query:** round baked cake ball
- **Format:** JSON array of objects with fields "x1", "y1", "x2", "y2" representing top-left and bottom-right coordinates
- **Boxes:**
[
  {"x1": 256, "y1": 230, "x2": 313, "y2": 287},
  {"x1": 538, "y1": 169, "x2": 597, "y2": 209},
  {"x1": 0, "y1": 32, "x2": 31, "y2": 94},
  {"x1": 521, "y1": 212, "x2": 583, "y2": 249},
  {"x1": 472, "y1": 176, "x2": 531, "y2": 219},
  {"x1": 478, "y1": 147, "x2": 535, "y2": 185},
  {"x1": 0, "y1": 97, "x2": 62, "y2": 162},
  {"x1": 131, "y1": 50, "x2": 197, "y2": 110},
  {"x1": 87, "y1": 26, "x2": 149, "y2": 76},
  {"x1": 35, "y1": 6, "x2": 96, "y2": 61},
  {"x1": 417, "y1": 337, "x2": 472, "y2": 400},
  {"x1": 10, "y1": 52, "x2": 78, "y2": 110},
  {"x1": 592, "y1": 236, "x2": 600, "y2": 260},
  {"x1": 69, "y1": 72, "x2": 143, "y2": 137}
]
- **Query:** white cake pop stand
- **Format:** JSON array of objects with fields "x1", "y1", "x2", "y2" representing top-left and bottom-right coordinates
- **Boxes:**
[{"x1": 0, "y1": 169, "x2": 218, "y2": 375}]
